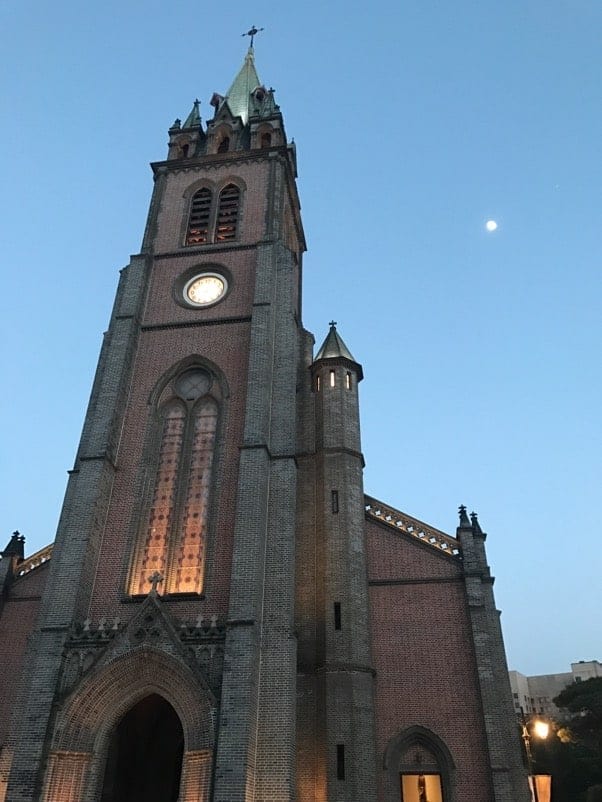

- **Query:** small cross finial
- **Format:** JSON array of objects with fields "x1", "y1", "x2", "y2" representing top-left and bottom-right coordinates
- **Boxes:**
[
  {"x1": 329, "y1": 320, "x2": 337, "y2": 329},
  {"x1": 148, "y1": 571, "x2": 164, "y2": 595},
  {"x1": 242, "y1": 25, "x2": 264, "y2": 47}
]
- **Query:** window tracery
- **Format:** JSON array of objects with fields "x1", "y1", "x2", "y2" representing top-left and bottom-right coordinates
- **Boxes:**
[{"x1": 129, "y1": 368, "x2": 219, "y2": 596}]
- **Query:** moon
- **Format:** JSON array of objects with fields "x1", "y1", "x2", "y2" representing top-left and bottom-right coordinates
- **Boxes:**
[{"x1": 486, "y1": 220, "x2": 498, "y2": 232}]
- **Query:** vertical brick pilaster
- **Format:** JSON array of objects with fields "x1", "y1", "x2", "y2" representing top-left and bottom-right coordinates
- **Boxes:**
[{"x1": 459, "y1": 521, "x2": 530, "y2": 802}]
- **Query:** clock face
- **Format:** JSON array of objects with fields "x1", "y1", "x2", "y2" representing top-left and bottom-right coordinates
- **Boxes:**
[{"x1": 184, "y1": 273, "x2": 226, "y2": 306}]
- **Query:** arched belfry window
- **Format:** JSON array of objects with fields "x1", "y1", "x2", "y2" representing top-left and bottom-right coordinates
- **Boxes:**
[
  {"x1": 215, "y1": 184, "x2": 240, "y2": 242},
  {"x1": 129, "y1": 368, "x2": 219, "y2": 596},
  {"x1": 184, "y1": 183, "x2": 242, "y2": 247},
  {"x1": 186, "y1": 188, "x2": 212, "y2": 245}
]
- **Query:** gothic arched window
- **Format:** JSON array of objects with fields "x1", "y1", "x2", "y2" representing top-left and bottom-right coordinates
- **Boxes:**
[
  {"x1": 217, "y1": 136, "x2": 230, "y2": 153},
  {"x1": 215, "y1": 184, "x2": 240, "y2": 242},
  {"x1": 129, "y1": 368, "x2": 219, "y2": 596},
  {"x1": 186, "y1": 188, "x2": 212, "y2": 245}
]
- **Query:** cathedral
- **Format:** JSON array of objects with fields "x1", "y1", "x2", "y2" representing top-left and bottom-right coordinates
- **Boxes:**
[{"x1": 0, "y1": 46, "x2": 530, "y2": 802}]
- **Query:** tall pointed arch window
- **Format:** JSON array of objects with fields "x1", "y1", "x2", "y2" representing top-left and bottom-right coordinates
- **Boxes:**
[
  {"x1": 186, "y1": 188, "x2": 212, "y2": 245},
  {"x1": 215, "y1": 184, "x2": 240, "y2": 242},
  {"x1": 129, "y1": 368, "x2": 219, "y2": 596}
]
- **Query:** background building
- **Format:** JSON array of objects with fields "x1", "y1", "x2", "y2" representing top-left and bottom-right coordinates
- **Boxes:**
[
  {"x1": 0, "y1": 47, "x2": 530, "y2": 802},
  {"x1": 509, "y1": 660, "x2": 602, "y2": 719}
]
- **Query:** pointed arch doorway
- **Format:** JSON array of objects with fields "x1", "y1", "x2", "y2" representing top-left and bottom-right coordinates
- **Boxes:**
[{"x1": 100, "y1": 694, "x2": 184, "y2": 802}]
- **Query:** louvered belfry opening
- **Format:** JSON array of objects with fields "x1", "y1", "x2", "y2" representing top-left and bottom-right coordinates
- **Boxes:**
[
  {"x1": 215, "y1": 184, "x2": 239, "y2": 242},
  {"x1": 186, "y1": 188, "x2": 212, "y2": 245}
]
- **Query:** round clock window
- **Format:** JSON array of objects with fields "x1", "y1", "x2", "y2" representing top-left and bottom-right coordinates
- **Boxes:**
[{"x1": 184, "y1": 273, "x2": 227, "y2": 307}]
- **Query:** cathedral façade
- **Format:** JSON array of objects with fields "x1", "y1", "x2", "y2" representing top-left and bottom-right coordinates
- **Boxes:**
[{"x1": 0, "y1": 47, "x2": 530, "y2": 802}]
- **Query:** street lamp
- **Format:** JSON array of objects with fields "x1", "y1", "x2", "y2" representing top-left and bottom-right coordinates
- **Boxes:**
[{"x1": 521, "y1": 718, "x2": 550, "y2": 802}]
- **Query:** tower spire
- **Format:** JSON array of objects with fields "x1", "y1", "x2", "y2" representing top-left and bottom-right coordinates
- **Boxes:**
[{"x1": 225, "y1": 43, "x2": 262, "y2": 123}]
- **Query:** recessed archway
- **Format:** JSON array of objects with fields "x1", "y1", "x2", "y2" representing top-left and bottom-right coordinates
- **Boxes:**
[{"x1": 100, "y1": 694, "x2": 183, "y2": 802}]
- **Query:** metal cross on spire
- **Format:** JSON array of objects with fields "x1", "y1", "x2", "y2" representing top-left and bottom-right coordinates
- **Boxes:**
[{"x1": 242, "y1": 25, "x2": 264, "y2": 47}]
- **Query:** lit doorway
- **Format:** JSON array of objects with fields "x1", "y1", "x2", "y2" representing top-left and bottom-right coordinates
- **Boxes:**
[{"x1": 400, "y1": 773, "x2": 444, "y2": 802}]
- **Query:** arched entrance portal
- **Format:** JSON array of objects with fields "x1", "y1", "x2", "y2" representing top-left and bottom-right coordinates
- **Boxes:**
[{"x1": 100, "y1": 694, "x2": 184, "y2": 802}]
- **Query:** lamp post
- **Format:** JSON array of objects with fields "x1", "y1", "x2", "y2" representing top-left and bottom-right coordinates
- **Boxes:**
[{"x1": 521, "y1": 718, "x2": 550, "y2": 802}]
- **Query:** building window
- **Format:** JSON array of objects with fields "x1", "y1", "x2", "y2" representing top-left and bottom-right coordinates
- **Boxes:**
[
  {"x1": 329, "y1": 370, "x2": 336, "y2": 387},
  {"x1": 336, "y1": 745, "x2": 345, "y2": 780},
  {"x1": 400, "y1": 774, "x2": 443, "y2": 802},
  {"x1": 185, "y1": 183, "x2": 242, "y2": 246},
  {"x1": 186, "y1": 188, "x2": 212, "y2": 245},
  {"x1": 215, "y1": 184, "x2": 240, "y2": 242},
  {"x1": 346, "y1": 371, "x2": 352, "y2": 389},
  {"x1": 217, "y1": 135, "x2": 230, "y2": 153},
  {"x1": 316, "y1": 374, "x2": 321, "y2": 392},
  {"x1": 129, "y1": 368, "x2": 218, "y2": 596},
  {"x1": 334, "y1": 602, "x2": 342, "y2": 631},
  {"x1": 331, "y1": 490, "x2": 339, "y2": 514},
  {"x1": 261, "y1": 132, "x2": 272, "y2": 148}
]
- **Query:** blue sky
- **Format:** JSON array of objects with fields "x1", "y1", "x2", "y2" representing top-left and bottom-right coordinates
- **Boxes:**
[{"x1": 1, "y1": 0, "x2": 600, "y2": 676}]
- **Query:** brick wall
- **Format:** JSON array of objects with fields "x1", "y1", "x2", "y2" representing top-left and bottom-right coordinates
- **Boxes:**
[{"x1": 366, "y1": 517, "x2": 494, "y2": 802}]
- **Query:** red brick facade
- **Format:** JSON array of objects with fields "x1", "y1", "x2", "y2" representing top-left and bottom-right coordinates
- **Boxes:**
[{"x1": 0, "y1": 48, "x2": 530, "y2": 802}]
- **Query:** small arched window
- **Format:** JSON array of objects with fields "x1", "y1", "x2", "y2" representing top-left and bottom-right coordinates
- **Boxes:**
[
  {"x1": 261, "y1": 132, "x2": 272, "y2": 148},
  {"x1": 186, "y1": 188, "x2": 212, "y2": 245},
  {"x1": 215, "y1": 184, "x2": 240, "y2": 242},
  {"x1": 217, "y1": 136, "x2": 230, "y2": 153},
  {"x1": 129, "y1": 368, "x2": 219, "y2": 596}
]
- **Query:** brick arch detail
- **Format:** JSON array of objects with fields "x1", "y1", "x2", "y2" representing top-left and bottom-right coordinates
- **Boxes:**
[
  {"x1": 53, "y1": 645, "x2": 214, "y2": 754},
  {"x1": 383, "y1": 725, "x2": 456, "y2": 802}
]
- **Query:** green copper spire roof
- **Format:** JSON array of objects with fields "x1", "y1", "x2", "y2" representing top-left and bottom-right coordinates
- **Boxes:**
[
  {"x1": 314, "y1": 322, "x2": 357, "y2": 362},
  {"x1": 183, "y1": 99, "x2": 201, "y2": 128},
  {"x1": 225, "y1": 47, "x2": 262, "y2": 124}
]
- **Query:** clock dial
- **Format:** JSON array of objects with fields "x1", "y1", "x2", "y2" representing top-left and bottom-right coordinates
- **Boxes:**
[{"x1": 184, "y1": 274, "x2": 226, "y2": 306}]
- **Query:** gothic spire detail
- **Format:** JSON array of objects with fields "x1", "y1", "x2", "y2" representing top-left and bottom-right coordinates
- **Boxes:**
[
  {"x1": 224, "y1": 46, "x2": 262, "y2": 124},
  {"x1": 183, "y1": 99, "x2": 201, "y2": 129},
  {"x1": 458, "y1": 505, "x2": 471, "y2": 528}
]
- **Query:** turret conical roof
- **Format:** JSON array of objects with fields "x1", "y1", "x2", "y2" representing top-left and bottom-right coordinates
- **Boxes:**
[{"x1": 314, "y1": 323, "x2": 357, "y2": 362}]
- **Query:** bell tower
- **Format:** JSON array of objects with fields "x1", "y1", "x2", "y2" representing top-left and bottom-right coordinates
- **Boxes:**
[{"x1": 5, "y1": 46, "x2": 306, "y2": 802}]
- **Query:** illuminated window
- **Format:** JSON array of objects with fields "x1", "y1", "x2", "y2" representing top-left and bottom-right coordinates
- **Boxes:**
[
  {"x1": 215, "y1": 184, "x2": 240, "y2": 242},
  {"x1": 316, "y1": 375, "x2": 321, "y2": 392},
  {"x1": 186, "y1": 188, "x2": 212, "y2": 245},
  {"x1": 129, "y1": 369, "x2": 218, "y2": 596},
  {"x1": 185, "y1": 183, "x2": 242, "y2": 246},
  {"x1": 400, "y1": 774, "x2": 443, "y2": 802},
  {"x1": 329, "y1": 370, "x2": 336, "y2": 387},
  {"x1": 346, "y1": 372, "x2": 352, "y2": 390}
]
